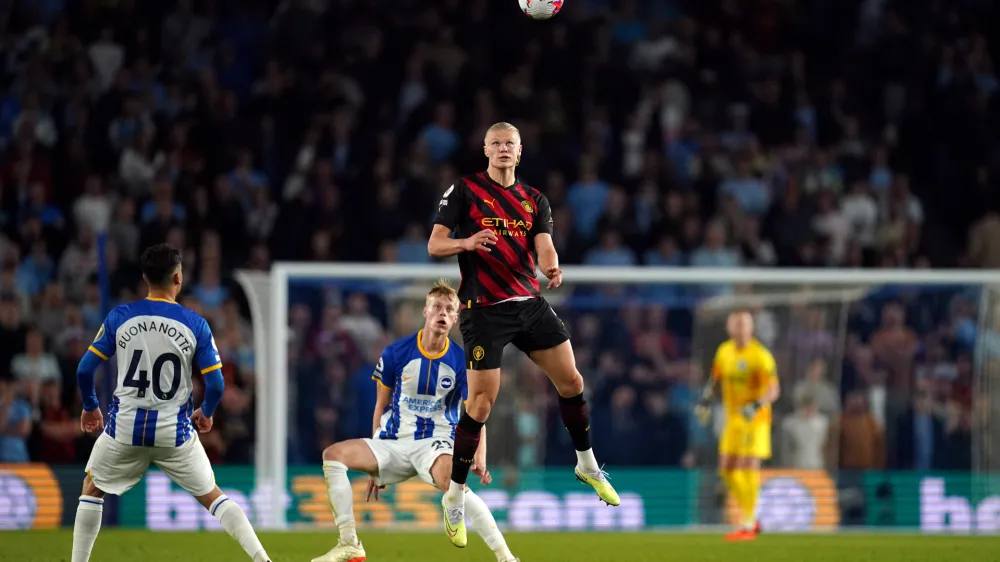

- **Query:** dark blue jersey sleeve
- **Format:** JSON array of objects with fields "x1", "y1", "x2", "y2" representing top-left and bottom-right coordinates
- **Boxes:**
[{"x1": 373, "y1": 345, "x2": 397, "y2": 389}]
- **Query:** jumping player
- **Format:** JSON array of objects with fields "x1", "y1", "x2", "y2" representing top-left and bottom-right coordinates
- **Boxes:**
[
  {"x1": 72, "y1": 244, "x2": 271, "y2": 562},
  {"x1": 695, "y1": 310, "x2": 780, "y2": 541},
  {"x1": 312, "y1": 280, "x2": 518, "y2": 562},
  {"x1": 429, "y1": 122, "x2": 619, "y2": 547}
]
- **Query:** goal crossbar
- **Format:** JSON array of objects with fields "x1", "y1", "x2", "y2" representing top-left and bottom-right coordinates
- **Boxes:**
[{"x1": 271, "y1": 262, "x2": 1000, "y2": 285}]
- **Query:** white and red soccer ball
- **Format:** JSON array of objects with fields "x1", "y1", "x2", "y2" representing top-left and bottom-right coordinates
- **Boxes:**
[{"x1": 518, "y1": 0, "x2": 563, "y2": 20}]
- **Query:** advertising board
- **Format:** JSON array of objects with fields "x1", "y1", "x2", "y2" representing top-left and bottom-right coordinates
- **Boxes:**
[{"x1": 119, "y1": 467, "x2": 697, "y2": 530}]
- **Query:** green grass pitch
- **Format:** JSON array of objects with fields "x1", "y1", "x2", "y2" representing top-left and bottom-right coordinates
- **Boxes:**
[{"x1": 4, "y1": 530, "x2": 999, "y2": 561}]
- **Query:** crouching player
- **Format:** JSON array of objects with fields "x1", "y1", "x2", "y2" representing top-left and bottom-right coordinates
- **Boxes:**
[{"x1": 312, "y1": 280, "x2": 517, "y2": 562}]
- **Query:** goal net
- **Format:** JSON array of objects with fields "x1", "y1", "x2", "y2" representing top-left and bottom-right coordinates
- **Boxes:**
[{"x1": 236, "y1": 264, "x2": 1000, "y2": 531}]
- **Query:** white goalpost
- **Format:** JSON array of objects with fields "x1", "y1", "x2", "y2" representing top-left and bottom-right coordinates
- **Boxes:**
[{"x1": 236, "y1": 263, "x2": 1000, "y2": 530}]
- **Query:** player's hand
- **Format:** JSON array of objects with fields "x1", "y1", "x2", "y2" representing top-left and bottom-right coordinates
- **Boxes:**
[
  {"x1": 543, "y1": 267, "x2": 563, "y2": 289},
  {"x1": 80, "y1": 408, "x2": 104, "y2": 433},
  {"x1": 365, "y1": 478, "x2": 386, "y2": 502},
  {"x1": 694, "y1": 402, "x2": 711, "y2": 427},
  {"x1": 471, "y1": 453, "x2": 492, "y2": 485},
  {"x1": 741, "y1": 402, "x2": 761, "y2": 421},
  {"x1": 191, "y1": 408, "x2": 213, "y2": 433},
  {"x1": 463, "y1": 230, "x2": 498, "y2": 253}
]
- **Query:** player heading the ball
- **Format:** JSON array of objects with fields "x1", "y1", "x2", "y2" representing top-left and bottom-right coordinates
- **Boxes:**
[
  {"x1": 72, "y1": 244, "x2": 272, "y2": 562},
  {"x1": 311, "y1": 280, "x2": 518, "y2": 562},
  {"x1": 429, "y1": 122, "x2": 619, "y2": 548}
]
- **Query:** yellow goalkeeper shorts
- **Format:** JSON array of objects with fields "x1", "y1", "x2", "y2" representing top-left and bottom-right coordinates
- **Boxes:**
[{"x1": 719, "y1": 419, "x2": 771, "y2": 459}]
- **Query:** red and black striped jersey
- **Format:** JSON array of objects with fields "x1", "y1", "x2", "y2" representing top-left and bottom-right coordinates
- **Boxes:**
[{"x1": 434, "y1": 172, "x2": 554, "y2": 308}]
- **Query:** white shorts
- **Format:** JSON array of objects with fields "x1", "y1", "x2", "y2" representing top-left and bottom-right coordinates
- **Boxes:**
[
  {"x1": 363, "y1": 437, "x2": 454, "y2": 487},
  {"x1": 85, "y1": 433, "x2": 216, "y2": 497}
]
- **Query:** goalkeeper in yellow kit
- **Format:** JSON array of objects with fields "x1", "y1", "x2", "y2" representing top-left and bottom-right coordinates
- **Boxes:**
[{"x1": 695, "y1": 310, "x2": 780, "y2": 541}]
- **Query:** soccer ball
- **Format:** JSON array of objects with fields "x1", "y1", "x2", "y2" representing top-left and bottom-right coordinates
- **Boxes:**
[{"x1": 518, "y1": 0, "x2": 563, "y2": 20}]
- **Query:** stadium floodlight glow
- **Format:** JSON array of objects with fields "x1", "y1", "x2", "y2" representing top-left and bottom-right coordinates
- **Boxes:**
[{"x1": 236, "y1": 262, "x2": 1000, "y2": 530}]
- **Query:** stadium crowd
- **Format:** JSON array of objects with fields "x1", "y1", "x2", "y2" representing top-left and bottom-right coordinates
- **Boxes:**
[{"x1": 0, "y1": 0, "x2": 997, "y2": 510}]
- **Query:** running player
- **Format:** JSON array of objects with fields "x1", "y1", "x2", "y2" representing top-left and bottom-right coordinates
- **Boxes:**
[
  {"x1": 695, "y1": 310, "x2": 780, "y2": 541},
  {"x1": 312, "y1": 280, "x2": 517, "y2": 562},
  {"x1": 429, "y1": 122, "x2": 619, "y2": 547},
  {"x1": 72, "y1": 244, "x2": 271, "y2": 562}
]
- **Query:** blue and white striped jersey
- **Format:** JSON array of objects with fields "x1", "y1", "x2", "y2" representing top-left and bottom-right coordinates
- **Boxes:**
[
  {"x1": 88, "y1": 297, "x2": 222, "y2": 447},
  {"x1": 372, "y1": 331, "x2": 467, "y2": 441}
]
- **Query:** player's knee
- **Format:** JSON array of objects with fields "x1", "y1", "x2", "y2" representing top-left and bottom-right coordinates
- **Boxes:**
[
  {"x1": 465, "y1": 397, "x2": 492, "y2": 421},
  {"x1": 322, "y1": 443, "x2": 345, "y2": 462},
  {"x1": 554, "y1": 371, "x2": 584, "y2": 398}
]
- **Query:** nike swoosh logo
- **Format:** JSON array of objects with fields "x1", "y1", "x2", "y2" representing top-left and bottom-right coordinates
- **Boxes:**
[
  {"x1": 402, "y1": 376, "x2": 412, "y2": 381},
  {"x1": 444, "y1": 518, "x2": 458, "y2": 536}
]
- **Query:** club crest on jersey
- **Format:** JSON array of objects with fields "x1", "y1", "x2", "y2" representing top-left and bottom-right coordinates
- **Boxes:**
[
  {"x1": 736, "y1": 360, "x2": 747, "y2": 372},
  {"x1": 472, "y1": 346, "x2": 485, "y2": 361},
  {"x1": 93, "y1": 324, "x2": 104, "y2": 343},
  {"x1": 439, "y1": 374, "x2": 454, "y2": 390},
  {"x1": 521, "y1": 200, "x2": 534, "y2": 213}
]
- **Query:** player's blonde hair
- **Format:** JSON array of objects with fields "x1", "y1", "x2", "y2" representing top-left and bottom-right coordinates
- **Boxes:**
[
  {"x1": 485, "y1": 122, "x2": 521, "y2": 166},
  {"x1": 427, "y1": 278, "x2": 459, "y2": 303}
]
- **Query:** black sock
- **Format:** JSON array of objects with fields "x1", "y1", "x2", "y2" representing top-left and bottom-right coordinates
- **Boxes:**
[
  {"x1": 450, "y1": 413, "x2": 485, "y2": 486},
  {"x1": 558, "y1": 393, "x2": 592, "y2": 451}
]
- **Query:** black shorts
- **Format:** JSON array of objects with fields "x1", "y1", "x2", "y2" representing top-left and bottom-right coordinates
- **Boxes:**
[{"x1": 459, "y1": 297, "x2": 571, "y2": 371}]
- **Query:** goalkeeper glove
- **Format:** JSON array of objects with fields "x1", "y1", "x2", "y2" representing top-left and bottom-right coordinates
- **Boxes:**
[
  {"x1": 741, "y1": 401, "x2": 763, "y2": 421},
  {"x1": 694, "y1": 399, "x2": 712, "y2": 426}
]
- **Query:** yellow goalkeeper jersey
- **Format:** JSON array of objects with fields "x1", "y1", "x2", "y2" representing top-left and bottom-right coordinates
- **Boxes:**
[{"x1": 711, "y1": 338, "x2": 777, "y2": 425}]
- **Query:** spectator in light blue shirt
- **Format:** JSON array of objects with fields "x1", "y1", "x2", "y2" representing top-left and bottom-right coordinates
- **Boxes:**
[
  {"x1": 192, "y1": 260, "x2": 230, "y2": 311},
  {"x1": 16, "y1": 241, "x2": 54, "y2": 297},
  {"x1": 869, "y1": 146, "x2": 893, "y2": 194},
  {"x1": 18, "y1": 182, "x2": 64, "y2": 230},
  {"x1": 644, "y1": 234, "x2": 684, "y2": 267},
  {"x1": 691, "y1": 220, "x2": 740, "y2": 296},
  {"x1": 420, "y1": 103, "x2": 460, "y2": 164},
  {"x1": 229, "y1": 149, "x2": 269, "y2": 207},
  {"x1": 643, "y1": 234, "x2": 685, "y2": 303},
  {"x1": 395, "y1": 224, "x2": 432, "y2": 264},
  {"x1": 691, "y1": 220, "x2": 741, "y2": 267},
  {"x1": 140, "y1": 179, "x2": 187, "y2": 223},
  {"x1": 610, "y1": 0, "x2": 646, "y2": 44},
  {"x1": 567, "y1": 161, "x2": 610, "y2": 240},
  {"x1": 719, "y1": 160, "x2": 771, "y2": 215},
  {"x1": 0, "y1": 379, "x2": 32, "y2": 463},
  {"x1": 584, "y1": 230, "x2": 637, "y2": 266}
]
